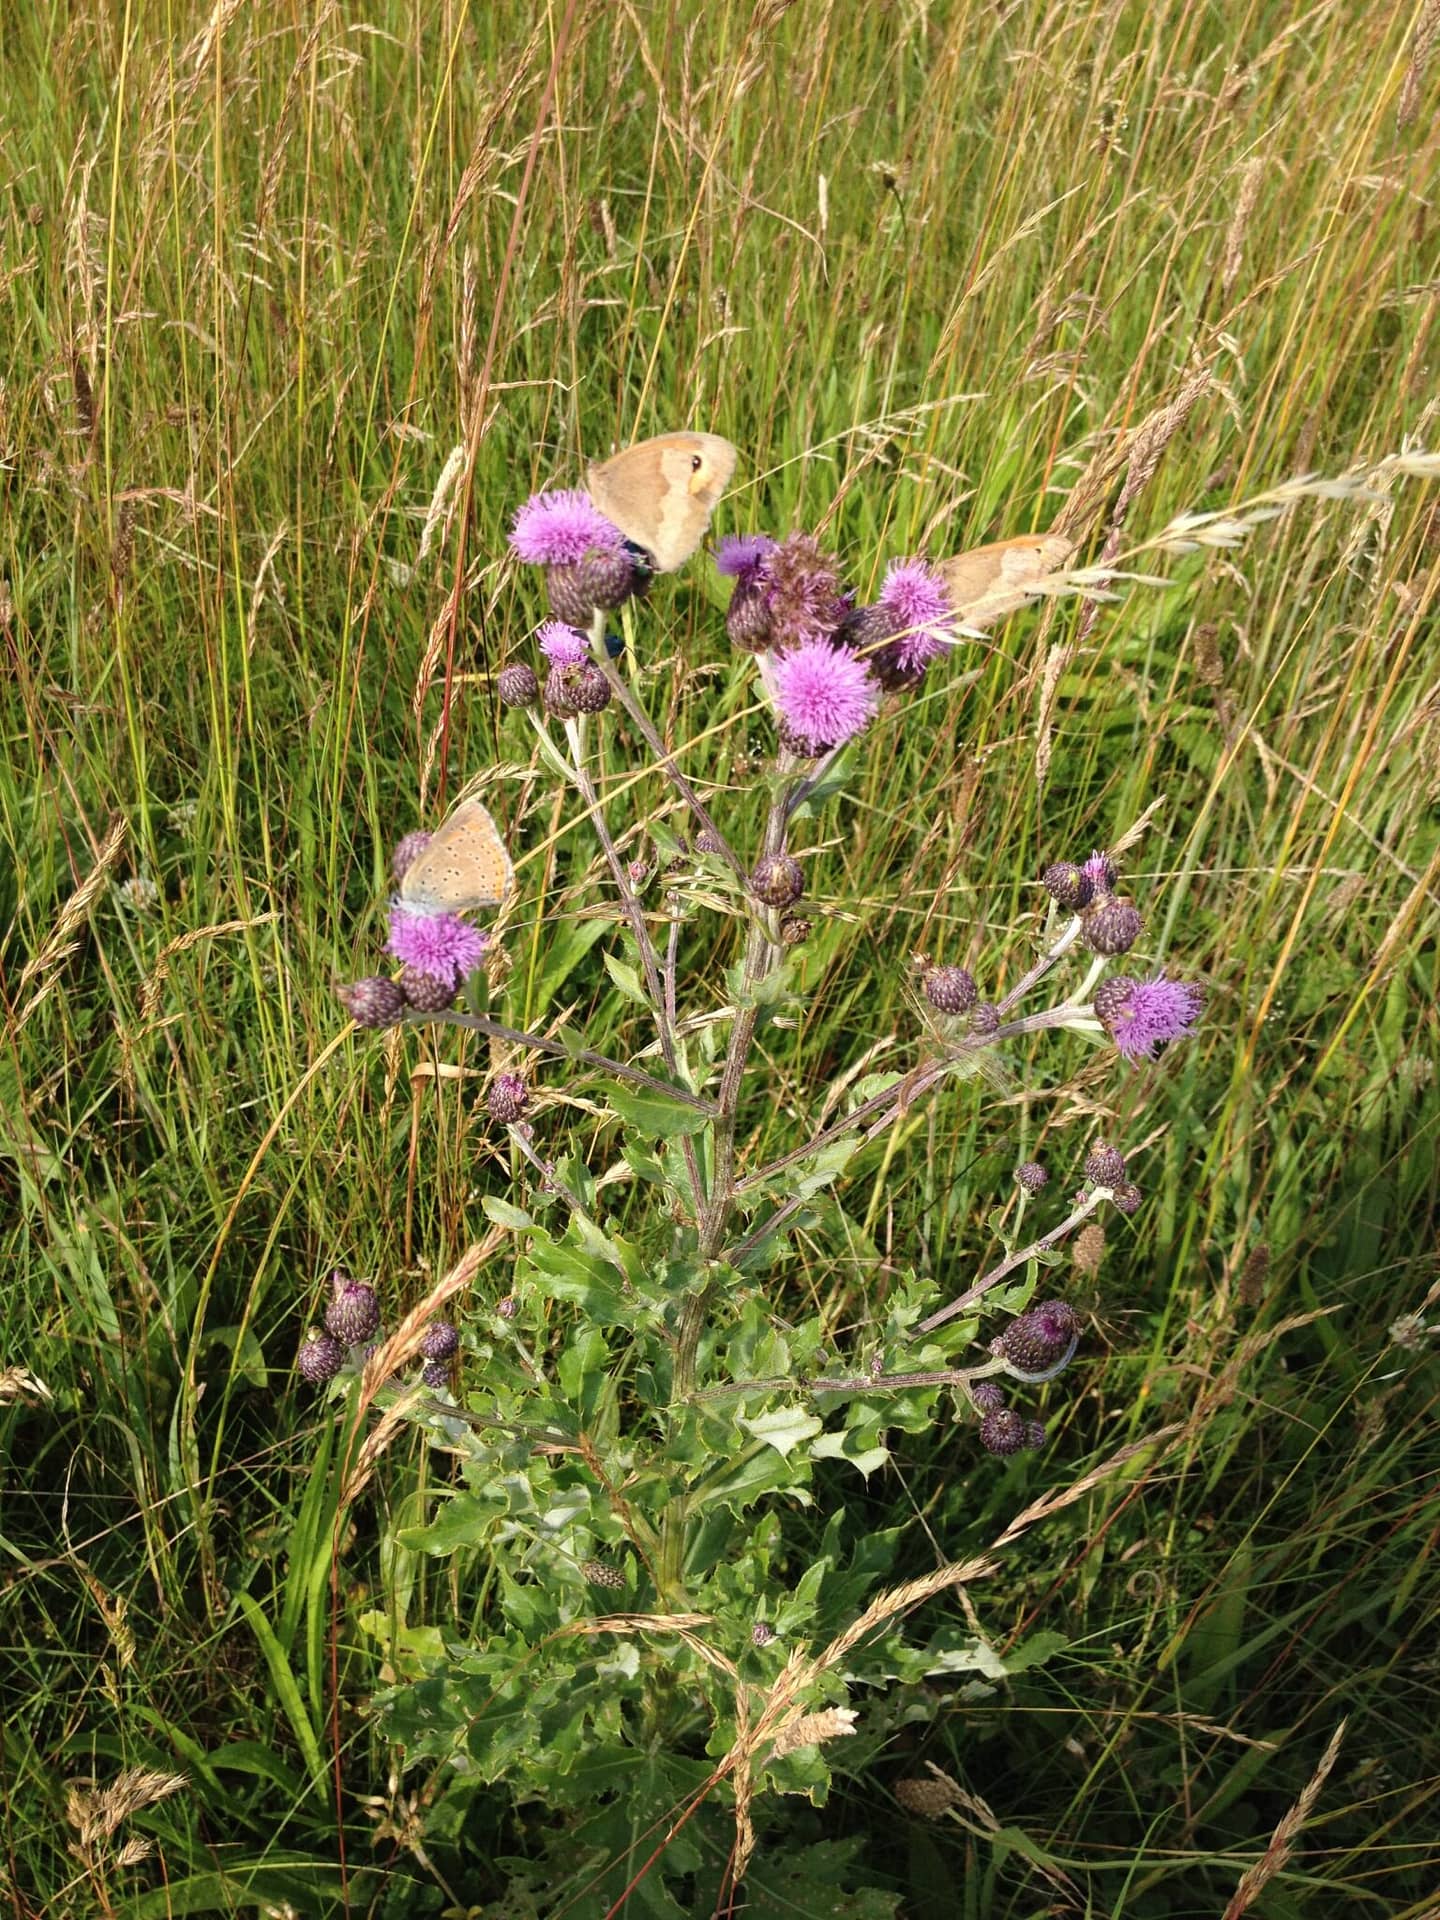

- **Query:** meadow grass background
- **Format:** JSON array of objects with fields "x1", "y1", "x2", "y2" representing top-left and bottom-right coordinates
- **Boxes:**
[{"x1": 2, "y1": 0, "x2": 1439, "y2": 1913}]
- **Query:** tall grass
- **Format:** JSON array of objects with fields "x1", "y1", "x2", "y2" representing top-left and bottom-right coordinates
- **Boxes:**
[{"x1": 2, "y1": 0, "x2": 1437, "y2": 1913}]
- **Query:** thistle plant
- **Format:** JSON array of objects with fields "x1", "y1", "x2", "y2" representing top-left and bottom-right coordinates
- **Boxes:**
[{"x1": 326, "y1": 453, "x2": 1209, "y2": 1886}]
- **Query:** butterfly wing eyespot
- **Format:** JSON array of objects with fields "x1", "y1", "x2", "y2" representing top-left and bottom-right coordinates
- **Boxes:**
[{"x1": 585, "y1": 431, "x2": 737, "y2": 572}]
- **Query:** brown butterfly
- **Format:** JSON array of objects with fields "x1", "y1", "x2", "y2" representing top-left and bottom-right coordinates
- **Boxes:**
[
  {"x1": 938, "y1": 532, "x2": 1074, "y2": 630},
  {"x1": 398, "y1": 800, "x2": 513, "y2": 915},
  {"x1": 586, "y1": 431, "x2": 738, "y2": 572}
]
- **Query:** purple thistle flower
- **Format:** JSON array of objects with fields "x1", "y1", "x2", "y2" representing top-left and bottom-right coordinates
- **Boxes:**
[
  {"x1": 715, "y1": 533, "x2": 776, "y2": 579},
  {"x1": 1096, "y1": 971, "x2": 1203, "y2": 1062},
  {"x1": 1081, "y1": 849, "x2": 1117, "y2": 894},
  {"x1": 536, "y1": 620, "x2": 590, "y2": 666},
  {"x1": 386, "y1": 908, "x2": 489, "y2": 990},
  {"x1": 769, "y1": 640, "x2": 880, "y2": 752},
  {"x1": 877, "y1": 557, "x2": 957, "y2": 673},
  {"x1": 509, "y1": 489, "x2": 624, "y2": 566}
]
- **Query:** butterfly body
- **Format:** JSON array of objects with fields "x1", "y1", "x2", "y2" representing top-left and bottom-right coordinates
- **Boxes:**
[
  {"x1": 586, "y1": 431, "x2": 737, "y2": 572},
  {"x1": 398, "y1": 800, "x2": 513, "y2": 915}
]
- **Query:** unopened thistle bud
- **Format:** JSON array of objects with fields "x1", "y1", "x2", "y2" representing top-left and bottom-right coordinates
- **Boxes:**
[
  {"x1": 542, "y1": 666, "x2": 579, "y2": 717},
  {"x1": 995, "y1": 1300, "x2": 1078, "y2": 1373},
  {"x1": 547, "y1": 547, "x2": 636, "y2": 623},
  {"x1": 419, "y1": 1318, "x2": 459, "y2": 1361},
  {"x1": 297, "y1": 1327, "x2": 345, "y2": 1384},
  {"x1": 1023, "y1": 1420, "x2": 1047, "y2": 1450},
  {"x1": 751, "y1": 1620, "x2": 777, "y2": 1647},
  {"x1": 420, "y1": 1359, "x2": 451, "y2": 1389},
  {"x1": 923, "y1": 965, "x2": 977, "y2": 1015},
  {"x1": 979, "y1": 1406, "x2": 1028, "y2": 1456},
  {"x1": 1112, "y1": 1180, "x2": 1143, "y2": 1214},
  {"x1": 1016, "y1": 1160, "x2": 1048, "y2": 1192},
  {"x1": 1084, "y1": 1143, "x2": 1127, "y2": 1187},
  {"x1": 779, "y1": 913, "x2": 813, "y2": 946},
  {"x1": 335, "y1": 976, "x2": 408, "y2": 1030},
  {"x1": 970, "y1": 1381, "x2": 1007, "y2": 1413},
  {"x1": 694, "y1": 827, "x2": 725, "y2": 855},
  {"x1": 487, "y1": 1073, "x2": 529, "y2": 1123},
  {"x1": 969, "y1": 1001, "x2": 1001, "y2": 1036},
  {"x1": 751, "y1": 853, "x2": 805, "y2": 908},
  {"x1": 496, "y1": 1294, "x2": 518, "y2": 1319},
  {"x1": 581, "y1": 1559, "x2": 625, "y2": 1589},
  {"x1": 1082, "y1": 896, "x2": 1143, "y2": 956},
  {"x1": 1041, "y1": 861, "x2": 1094, "y2": 911},
  {"x1": 726, "y1": 577, "x2": 773, "y2": 651},
  {"x1": 546, "y1": 661, "x2": 609, "y2": 714},
  {"x1": 497, "y1": 662, "x2": 539, "y2": 709},
  {"x1": 325, "y1": 1275, "x2": 381, "y2": 1346},
  {"x1": 1092, "y1": 975, "x2": 1134, "y2": 1031},
  {"x1": 398, "y1": 965, "x2": 456, "y2": 1013}
]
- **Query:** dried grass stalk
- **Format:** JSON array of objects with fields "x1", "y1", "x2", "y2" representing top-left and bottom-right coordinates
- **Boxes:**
[{"x1": 1222, "y1": 1719, "x2": 1347, "y2": 1918}]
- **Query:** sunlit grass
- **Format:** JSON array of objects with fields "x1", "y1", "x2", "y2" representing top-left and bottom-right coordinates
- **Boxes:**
[{"x1": 2, "y1": 0, "x2": 1438, "y2": 1912}]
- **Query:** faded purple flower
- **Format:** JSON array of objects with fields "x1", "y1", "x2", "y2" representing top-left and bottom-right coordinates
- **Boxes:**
[
  {"x1": 877, "y1": 557, "x2": 956, "y2": 673},
  {"x1": 769, "y1": 639, "x2": 880, "y2": 751},
  {"x1": 1095, "y1": 971, "x2": 1203, "y2": 1062},
  {"x1": 391, "y1": 831, "x2": 432, "y2": 884},
  {"x1": 536, "y1": 620, "x2": 590, "y2": 666},
  {"x1": 509, "y1": 489, "x2": 624, "y2": 566},
  {"x1": 758, "y1": 533, "x2": 849, "y2": 646},
  {"x1": 386, "y1": 908, "x2": 489, "y2": 989},
  {"x1": 715, "y1": 533, "x2": 776, "y2": 579}
]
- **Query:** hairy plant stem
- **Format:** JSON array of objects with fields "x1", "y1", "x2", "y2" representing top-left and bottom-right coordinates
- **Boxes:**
[
  {"x1": 660, "y1": 754, "x2": 797, "y2": 1595},
  {"x1": 912, "y1": 1192, "x2": 1109, "y2": 1335},
  {"x1": 596, "y1": 651, "x2": 742, "y2": 875},
  {"x1": 732, "y1": 918, "x2": 1106, "y2": 1196},
  {"x1": 412, "y1": 1007, "x2": 716, "y2": 1112}
]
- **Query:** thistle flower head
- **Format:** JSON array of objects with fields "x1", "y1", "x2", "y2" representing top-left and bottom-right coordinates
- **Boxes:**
[
  {"x1": 498, "y1": 662, "x2": 539, "y2": 709},
  {"x1": 536, "y1": 620, "x2": 590, "y2": 666},
  {"x1": 769, "y1": 639, "x2": 880, "y2": 751},
  {"x1": 386, "y1": 908, "x2": 489, "y2": 990},
  {"x1": 1093, "y1": 971, "x2": 1203, "y2": 1061},
  {"x1": 715, "y1": 533, "x2": 776, "y2": 579},
  {"x1": 420, "y1": 1318, "x2": 459, "y2": 1361},
  {"x1": 924, "y1": 965, "x2": 977, "y2": 1015},
  {"x1": 1082, "y1": 849, "x2": 1117, "y2": 894},
  {"x1": 325, "y1": 1276, "x2": 381, "y2": 1346},
  {"x1": 1041, "y1": 861, "x2": 1094, "y2": 911},
  {"x1": 391, "y1": 831, "x2": 432, "y2": 884},
  {"x1": 979, "y1": 1406, "x2": 1028, "y2": 1456},
  {"x1": 759, "y1": 533, "x2": 849, "y2": 646},
  {"x1": 509, "y1": 489, "x2": 624, "y2": 566},
  {"x1": 1016, "y1": 1160, "x2": 1048, "y2": 1192},
  {"x1": 750, "y1": 853, "x2": 805, "y2": 908},
  {"x1": 335, "y1": 975, "x2": 407, "y2": 1029},
  {"x1": 298, "y1": 1328, "x2": 345, "y2": 1385},
  {"x1": 877, "y1": 557, "x2": 956, "y2": 672},
  {"x1": 487, "y1": 1073, "x2": 529, "y2": 1123},
  {"x1": 1082, "y1": 896, "x2": 1143, "y2": 956}
]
